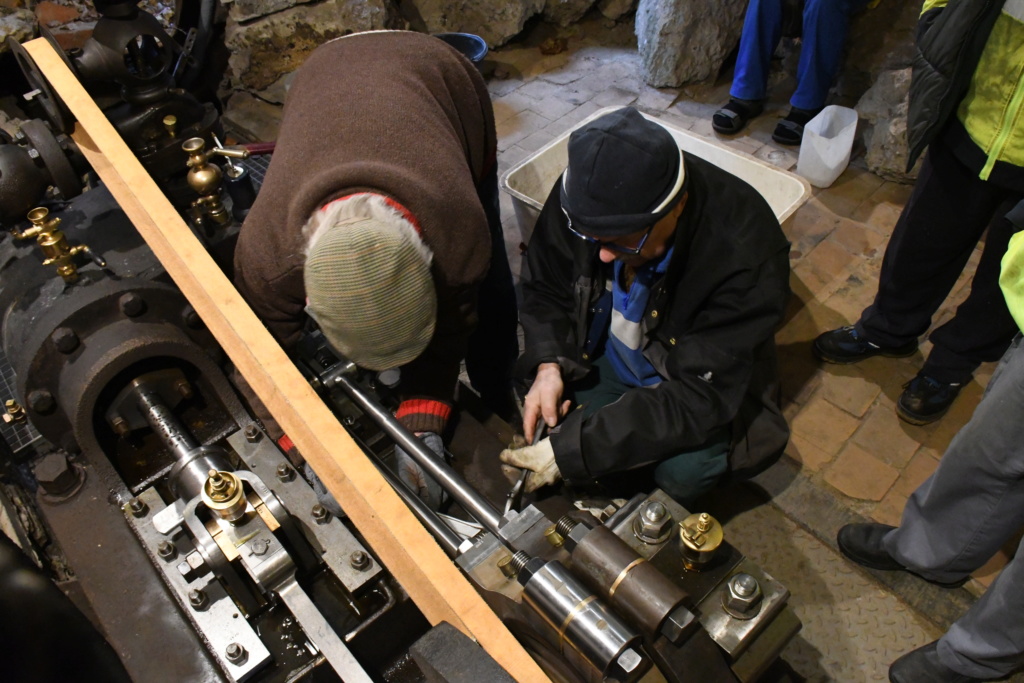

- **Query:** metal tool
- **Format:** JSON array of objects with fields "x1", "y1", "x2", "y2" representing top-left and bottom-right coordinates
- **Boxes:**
[{"x1": 504, "y1": 422, "x2": 547, "y2": 514}]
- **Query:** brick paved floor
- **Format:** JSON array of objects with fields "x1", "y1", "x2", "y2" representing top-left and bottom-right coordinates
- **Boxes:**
[{"x1": 484, "y1": 15, "x2": 1011, "y2": 597}]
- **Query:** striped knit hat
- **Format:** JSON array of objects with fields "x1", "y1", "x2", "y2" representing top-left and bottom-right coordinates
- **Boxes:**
[{"x1": 303, "y1": 200, "x2": 436, "y2": 371}]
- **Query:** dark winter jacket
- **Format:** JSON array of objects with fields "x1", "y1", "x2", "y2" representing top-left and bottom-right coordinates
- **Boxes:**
[{"x1": 519, "y1": 155, "x2": 792, "y2": 484}]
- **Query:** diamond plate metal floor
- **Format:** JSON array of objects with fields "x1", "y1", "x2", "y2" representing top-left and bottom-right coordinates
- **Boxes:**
[{"x1": 712, "y1": 487, "x2": 942, "y2": 682}]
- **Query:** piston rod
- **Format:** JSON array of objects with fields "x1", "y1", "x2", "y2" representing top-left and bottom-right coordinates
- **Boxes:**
[{"x1": 329, "y1": 367, "x2": 504, "y2": 535}]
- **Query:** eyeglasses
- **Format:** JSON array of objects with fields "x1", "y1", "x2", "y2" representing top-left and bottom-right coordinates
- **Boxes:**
[{"x1": 562, "y1": 208, "x2": 654, "y2": 255}]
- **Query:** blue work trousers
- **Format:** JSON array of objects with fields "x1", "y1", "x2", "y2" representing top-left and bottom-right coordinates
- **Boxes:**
[
  {"x1": 730, "y1": 0, "x2": 865, "y2": 111},
  {"x1": 884, "y1": 335, "x2": 1024, "y2": 679}
]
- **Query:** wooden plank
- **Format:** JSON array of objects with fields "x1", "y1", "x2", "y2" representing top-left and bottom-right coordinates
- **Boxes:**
[{"x1": 23, "y1": 37, "x2": 549, "y2": 683}]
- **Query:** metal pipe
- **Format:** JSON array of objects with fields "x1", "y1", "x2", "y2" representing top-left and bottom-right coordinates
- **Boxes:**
[
  {"x1": 330, "y1": 369, "x2": 504, "y2": 535},
  {"x1": 375, "y1": 458, "x2": 462, "y2": 557}
]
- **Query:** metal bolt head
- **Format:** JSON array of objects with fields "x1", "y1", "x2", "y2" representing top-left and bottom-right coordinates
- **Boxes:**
[
  {"x1": 177, "y1": 551, "x2": 207, "y2": 582},
  {"x1": 616, "y1": 648, "x2": 644, "y2": 674},
  {"x1": 118, "y1": 292, "x2": 146, "y2": 317},
  {"x1": 250, "y1": 538, "x2": 270, "y2": 556},
  {"x1": 182, "y1": 306, "x2": 203, "y2": 329},
  {"x1": 723, "y1": 573, "x2": 763, "y2": 618},
  {"x1": 27, "y1": 390, "x2": 56, "y2": 415},
  {"x1": 311, "y1": 503, "x2": 329, "y2": 524},
  {"x1": 349, "y1": 550, "x2": 371, "y2": 571},
  {"x1": 225, "y1": 642, "x2": 246, "y2": 664},
  {"x1": 174, "y1": 379, "x2": 194, "y2": 399},
  {"x1": 27, "y1": 147, "x2": 40, "y2": 160},
  {"x1": 661, "y1": 604, "x2": 698, "y2": 644},
  {"x1": 243, "y1": 424, "x2": 261, "y2": 443},
  {"x1": 157, "y1": 541, "x2": 177, "y2": 560},
  {"x1": 188, "y1": 589, "x2": 208, "y2": 610},
  {"x1": 275, "y1": 463, "x2": 294, "y2": 482},
  {"x1": 34, "y1": 452, "x2": 79, "y2": 496},
  {"x1": 51, "y1": 327, "x2": 80, "y2": 354},
  {"x1": 128, "y1": 497, "x2": 147, "y2": 517},
  {"x1": 111, "y1": 416, "x2": 131, "y2": 437},
  {"x1": 633, "y1": 499, "x2": 672, "y2": 544}
]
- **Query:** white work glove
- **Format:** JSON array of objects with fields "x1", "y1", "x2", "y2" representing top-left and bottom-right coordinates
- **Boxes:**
[
  {"x1": 394, "y1": 432, "x2": 446, "y2": 510},
  {"x1": 523, "y1": 363, "x2": 572, "y2": 443},
  {"x1": 500, "y1": 437, "x2": 561, "y2": 493}
]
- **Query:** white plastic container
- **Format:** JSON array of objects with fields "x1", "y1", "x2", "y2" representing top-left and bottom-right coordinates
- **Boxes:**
[
  {"x1": 500, "y1": 107, "x2": 811, "y2": 243},
  {"x1": 796, "y1": 105, "x2": 859, "y2": 189}
]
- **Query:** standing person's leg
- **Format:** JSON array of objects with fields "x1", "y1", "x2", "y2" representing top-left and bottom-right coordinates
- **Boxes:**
[
  {"x1": 790, "y1": 0, "x2": 865, "y2": 110},
  {"x1": 713, "y1": 0, "x2": 782, "y2": 134},
  {"x1": 858, "y1": 140, "x2": 1006, "y2": 348},
  {"x1": 884, "y1": 336, "x2": 1024, "y2": 582},
  {"x1": 923, "y1": 202, "x2": 1023, "y2": 384},
  {"x1": 730, "y1": 0, "x2": 784, "y2": 103},
  {"x1": 465, "y1": 165, "x2": 520, "y2": 418},
  {"x1": 934, "y1": 533, "x2": 1024, "y2": 679}
]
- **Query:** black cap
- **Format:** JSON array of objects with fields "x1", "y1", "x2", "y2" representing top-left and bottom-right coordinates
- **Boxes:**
[{"x1": 560, "y1": 107, "x2": 685, "y2": 237}]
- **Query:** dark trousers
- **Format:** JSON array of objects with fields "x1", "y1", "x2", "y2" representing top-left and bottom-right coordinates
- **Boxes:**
[
  {"x1": 465, "y1": 165, "x2": 520, "y2": 410},
  {"x1": 857, "y1": 136, "x2": 1022, "y2": 384}
]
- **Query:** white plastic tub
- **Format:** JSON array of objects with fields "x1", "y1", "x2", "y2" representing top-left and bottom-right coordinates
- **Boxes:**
[{"x1": 500, "y1": 107, "x2": 812, "y2": 241}]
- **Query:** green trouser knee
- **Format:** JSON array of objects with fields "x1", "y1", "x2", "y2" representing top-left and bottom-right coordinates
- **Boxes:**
[{"x1": 571, "y1": 355, "x2": 730, "y2": 507}]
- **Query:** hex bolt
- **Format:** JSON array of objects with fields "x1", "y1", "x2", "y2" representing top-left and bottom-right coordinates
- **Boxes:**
[
  {"x1": 311, "y1": 504, "x2": 329, "y2": 524},
  {"x1": 27, "y1": 147, "x2": 40, "y2": 160},
  {"x1": 128, "y1": 497, "x2": 147, "y2": 517},
  {"x1": 275, "y1": 463, "x2": 294, "y2": 482},
  {"x1": 616, "y1": 648, "x2": 644, "y2": 674},
  {"x1": 349, "y1": 550, "x2": 371, "y2": 571},
  {"x1": 34, "y1": 452, "x2": 79, "y2": 496},
  {"x1": 731, "y1": 573, "x2": 758, "y2": 597},
  {"x1": 174, "y1": 379, "x2": 194, "y2": 399},
  {"x1": 157, "y1": 541, "x2": 177, "y2": 561},
  {"x1": 225, "y1": 642, "x2": 246, "y2": 664},
  {"x1": 118, "y1": 292, "x2": 146, "y2": 317},
  {"x1": 244, "y1": 424, "x2": 261, "y2": 443},
  {"x1": 643, "y1": 501, "x2": 667, "y2": 522},
  {"x1": 51, "y1": 327, "x2": 80, "y2": 354},
  {"x1": 27, "y1": 390, "x2": 56, "y2": 415},
  {"x1": 188, "y1": 589, "x2": 208, "y2": 610},
  {"x1": 250, "y1": 538, "x2": 271, "y2": 556},
  {"x1": 543, "y1": 525, "x2": 565, "y2": 547},
  {"x1": 111, "y1": 416, "x2": 131, "y2": 437}
]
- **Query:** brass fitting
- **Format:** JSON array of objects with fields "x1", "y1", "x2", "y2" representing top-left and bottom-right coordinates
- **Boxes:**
[
  {"x1": 3, "y1": 400, "x2": 26, "y2": 425},
  {"x1": 201, "y1": 469, "x2": 247, "y2": 522},
  {"x1": 678, "y1": 512, "x2": 723, "y2": 571},
  {"x1": 11, "y1": 207, "x2": 106, "y2": 283},
  {"x1": 183, "y1": 137, "x2": 248, "y2": 229}
]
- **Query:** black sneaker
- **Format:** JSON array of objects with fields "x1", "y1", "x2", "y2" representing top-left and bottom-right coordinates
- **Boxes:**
[
  {"x1": 813, "y1": 326, "x2": 918, "y2": 364},
  {"x1": 897, "y1": 374, "x2": 962, "y2": 425}
]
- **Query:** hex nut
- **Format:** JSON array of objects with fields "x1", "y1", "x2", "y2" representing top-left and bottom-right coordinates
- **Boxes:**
[
  {"x1": 177, "y1": 551, "x2": 207, "y2": 582},
  {"x1": 27, "y1": 390, "x2": 56, "y2": 415},
  {"x1": 157, "y1": 541, "x2": 178, "y2": 561},
  {"x1": 633, "y1": 499, "x2": 672, "y2": 544},
  {"x1": 311, "y1": 504, "x2": 329, "y2": 524},
  {"x1": 275, "y1": 463, "x2": 294, "y2": 482},
  {"x1": 723, "y1": 573, "x2": 763, "y2": 619},
  {"x1": 225, "y1": 642, "x2": 247, "y2": 664},
  {"x1": 349, "y1": 550, "x2": 371, "y2": 571},
  {"x1": 118, "y1": 292, "x2": 146, "y2": 317},
  {"x1": 182, "y1": 306, "x2": 203, "y2": 329},
  {"x1": 188, "y1": 589, "x2": 208, "y2": 610},
  {"x1": 128, "y1": 497, "x2": 147, "y2": 517},
  {"x1": 660, "y1": 604, "x2": 698, "y2": 644},
  {"x1": 51, "y1": 327, "x2": 80, "y2": 354},
  {"x1": 34, "y1": 452, "x2": 79, "y2": 496},
  {"x1": 616, "y1": 648, "x2": 644, "y2": 674},
  {"x1": 244, "y1": 424, "x2": 261, "y2": 443}
]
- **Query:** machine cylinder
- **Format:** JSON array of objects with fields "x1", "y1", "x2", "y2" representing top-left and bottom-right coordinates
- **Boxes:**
[
  {"x1": 570, "y1": 524, "x2": 688, "y2": 638},
  {"x1": 521, "y1": 559, "x2": 645, "y2": 682}
]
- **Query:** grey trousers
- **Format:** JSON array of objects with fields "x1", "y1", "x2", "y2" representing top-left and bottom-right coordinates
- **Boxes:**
[{"x1": 884, "y1": 334, "x2": 1024, "y2": 679}]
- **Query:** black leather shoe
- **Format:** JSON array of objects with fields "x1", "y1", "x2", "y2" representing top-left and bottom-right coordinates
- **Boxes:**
[
  {"x1": 837, "y1": 523, "x2": 968, "y2": 588},
  {"x1": 814, "y1": 326, "x2": 918, "y2": 364},
  {"x1": 890, "y1": 641, "x2": 985, "y2": 683},
  {"x1": 897, "y1": 374, "x2": 963, "y2": 425}
]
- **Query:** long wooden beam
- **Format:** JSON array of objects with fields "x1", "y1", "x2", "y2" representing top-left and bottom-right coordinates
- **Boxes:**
[{"x1": 23, "y1": 37, "x2": 548, "y2": 683}]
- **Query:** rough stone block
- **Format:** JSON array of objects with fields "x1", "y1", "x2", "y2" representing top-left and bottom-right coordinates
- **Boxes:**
[{"x1": 635, "y1": 0, "x2": 746, "y2": 87}]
